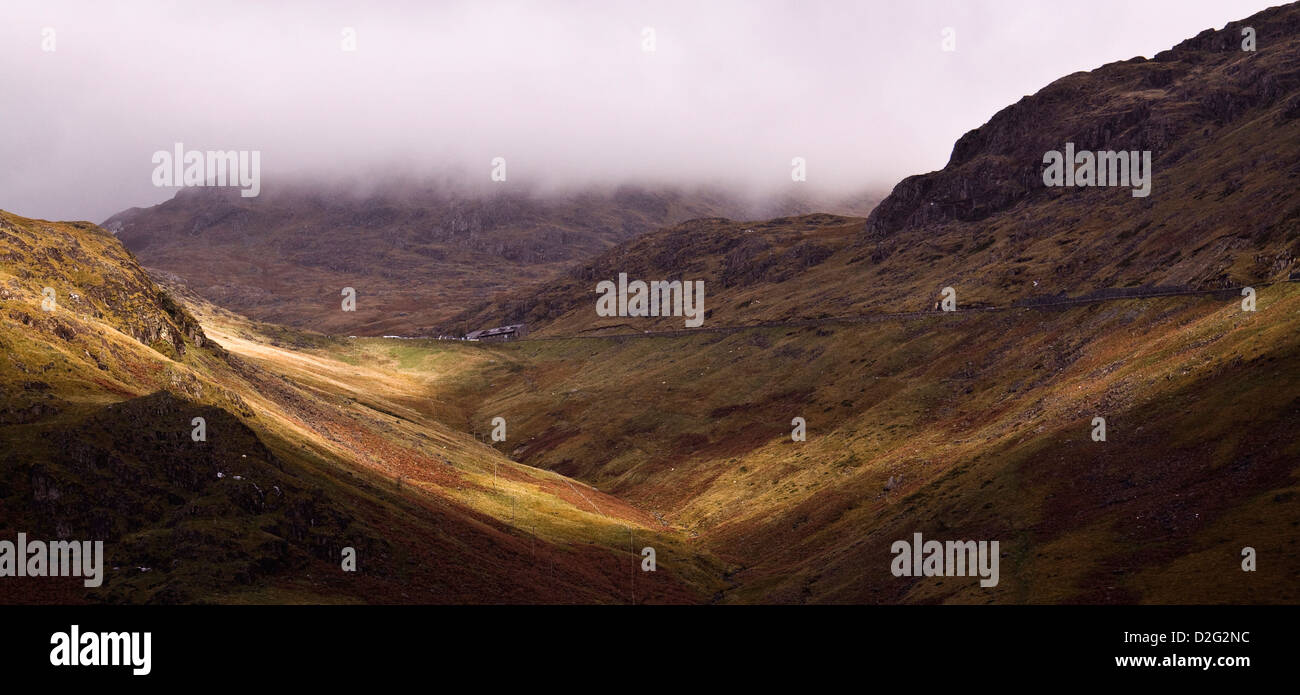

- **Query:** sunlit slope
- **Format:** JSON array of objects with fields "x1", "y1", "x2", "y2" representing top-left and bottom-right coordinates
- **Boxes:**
[
  {"x1": 386, "y1": 285, "x2": 1299, "y2": 603},
  {"x1": 175, "y1": 293, "x2": 724, "y2": 601},
  {"x1": 0, "y1": 210, "x2": 721, "y2": 603}
]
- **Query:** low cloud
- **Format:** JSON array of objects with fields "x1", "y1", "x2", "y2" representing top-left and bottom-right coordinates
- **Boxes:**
[{"x1": 0, "y1": 0, "x2": 1277, "y2": 221}]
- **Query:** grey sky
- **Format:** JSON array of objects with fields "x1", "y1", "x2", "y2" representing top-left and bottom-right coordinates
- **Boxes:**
[{"x1": 0, "y1": 0, "x2": 1282, "y2": 222}]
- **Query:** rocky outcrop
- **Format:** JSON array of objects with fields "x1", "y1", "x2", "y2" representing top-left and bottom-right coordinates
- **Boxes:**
[
  {"x1": 860, "y1": 4, "x2": 1300, "y2": 242},
  {"x1": 0, "y1": 211, "x2": 208, "y2": 357},
  {"x1": 6, "y1": 391, "x2": 388, "y2": 603}
]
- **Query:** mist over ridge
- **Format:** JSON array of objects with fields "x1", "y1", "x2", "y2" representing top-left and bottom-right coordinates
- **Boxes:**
[{"x1": 0, "y1": 0, "x2": 1281, "y2": 221}]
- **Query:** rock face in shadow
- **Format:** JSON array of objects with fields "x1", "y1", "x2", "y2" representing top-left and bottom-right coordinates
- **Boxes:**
[
  {"x1": 860, "y1": 4, "x2": 1300, "y2": 242},
  {"x1": 7, "y1": 391, "x2": 386, "y2": 603}
]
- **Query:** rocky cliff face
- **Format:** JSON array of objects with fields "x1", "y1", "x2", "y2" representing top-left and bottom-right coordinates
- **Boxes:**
[
  {"x1": 0, "y1": 211, "x2": 206, "y2": 358},
  {"x1": 861, "y1": 3, "x2": 1300, "y2": 244}
]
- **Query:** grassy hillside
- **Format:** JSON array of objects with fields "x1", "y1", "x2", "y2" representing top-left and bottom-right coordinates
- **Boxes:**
[
  {"x1": 354, "y1": 284, "x2": 1300, "y2": 603},
  {"x1": 0, "y1": 210, "x2": 722, "y2": 603},
  {"x1": 405, "y1": 3, "x2": 1300, "y2": 603}
]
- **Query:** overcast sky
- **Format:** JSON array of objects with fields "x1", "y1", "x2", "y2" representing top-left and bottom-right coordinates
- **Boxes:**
[{"x1": 0, "y1": 0, "x2": 1282, "y2": 222}]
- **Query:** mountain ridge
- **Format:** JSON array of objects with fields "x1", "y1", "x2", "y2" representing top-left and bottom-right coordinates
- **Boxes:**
[{"x1": 104, "y1": 183, "x2": 881, "y2": 336}]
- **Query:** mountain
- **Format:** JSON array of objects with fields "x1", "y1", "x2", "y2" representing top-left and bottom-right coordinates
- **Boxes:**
[
  {"x1": 455, "y1": 3, "x2": 1300, "y2": 336},
  {"x1": 103, "y1": 182, "x2": 879, "y2": 336},
  {"x1": 852, "y1": 2, "x2": 1300, "y2": 302}
]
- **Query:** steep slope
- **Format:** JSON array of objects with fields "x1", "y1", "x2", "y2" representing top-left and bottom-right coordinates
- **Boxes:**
[
  {"x1": 104, "y1": 183, "x2": 878, "y2": 336},
  {"x1": 851, "y1": 2, "x2": 1300, "y2": 304},
  {"x1": 0, "y1": 210, "x2": 721, "y2": 603}
]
